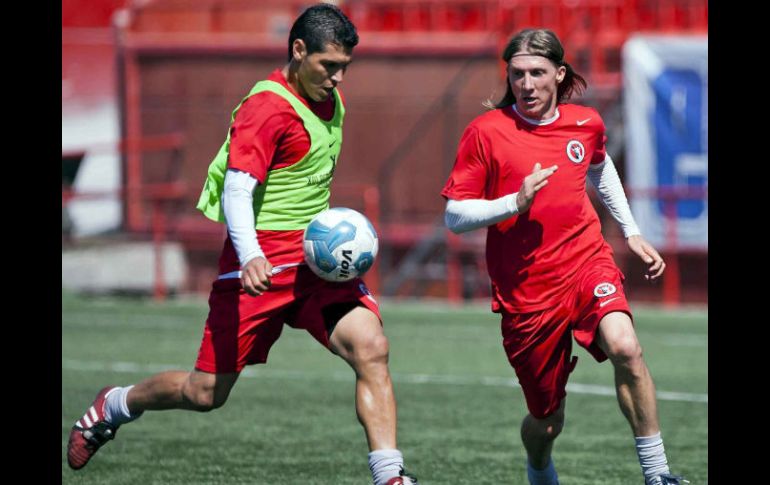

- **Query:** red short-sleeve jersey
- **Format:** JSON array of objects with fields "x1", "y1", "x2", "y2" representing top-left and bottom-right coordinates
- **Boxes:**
[
  {"x1": 218, "y1": 69, "x2": 344, "y2": 273},
  {"x1": 441, "y1": 104, "x2": 615, "y2": 313}
]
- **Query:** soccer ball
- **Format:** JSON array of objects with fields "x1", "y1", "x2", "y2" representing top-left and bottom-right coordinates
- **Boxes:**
[{"x1": 303, "y1": 207, "x2": 379, "y2": 282}]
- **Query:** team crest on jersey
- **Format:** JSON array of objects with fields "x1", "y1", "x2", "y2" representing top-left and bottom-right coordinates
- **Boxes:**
[
  {"x1": 359, "y1": 282, "x2": 377, "y2": 303},
  {"x1": 566, "y1": 140, "x2": 586, "y2": 164},
  {"x1": 593, "y1": 282, "x2": 617, "y2": 298}
]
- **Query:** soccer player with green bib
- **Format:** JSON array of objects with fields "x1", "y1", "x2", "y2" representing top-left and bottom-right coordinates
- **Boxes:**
[{"x1": 67, "y1": 5, "x2": 417, "y2": 484}]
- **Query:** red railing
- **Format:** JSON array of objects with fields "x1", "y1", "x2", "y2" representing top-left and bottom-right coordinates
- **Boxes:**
[
  {"x1": 627, "y1": 185, "x2": 708, "y2": 307},
  {"x1": 62, "y1": 132, "x2": 187, "y2": 301},
  {"x1": 94, "y1": 0, "x2": 709, "y2": 303}
]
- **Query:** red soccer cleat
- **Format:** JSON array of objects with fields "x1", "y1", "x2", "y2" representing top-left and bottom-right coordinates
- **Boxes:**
[{"x1": 67, "y1": 386, "x2": 120, "y2": 470}]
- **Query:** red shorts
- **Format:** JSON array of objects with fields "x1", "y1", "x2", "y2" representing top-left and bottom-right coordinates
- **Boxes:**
[
  {"x1": 195, "y1": 264, "x2": 380, "y2": 373},
  {"x1": 500, "y1": 258, "x2": 631, "y2": 419}
]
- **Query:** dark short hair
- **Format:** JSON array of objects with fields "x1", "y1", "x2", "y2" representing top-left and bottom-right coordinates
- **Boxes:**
[
  {"x1": 287, "y1": 4, "x2": 359, "y2": 61},
  {"x1": 485, "y1": 28, "x2": 587, "y2": 110}
]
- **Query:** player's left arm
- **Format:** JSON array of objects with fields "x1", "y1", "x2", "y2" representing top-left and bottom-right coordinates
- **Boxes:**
[{"x1": 587, "y1": 155, "x2": 665, "y2": 281}]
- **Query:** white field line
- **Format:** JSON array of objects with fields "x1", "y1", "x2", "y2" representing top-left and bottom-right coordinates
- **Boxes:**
[{"x1": 62, "y1": 359, "x2": 708, "y2": 404}]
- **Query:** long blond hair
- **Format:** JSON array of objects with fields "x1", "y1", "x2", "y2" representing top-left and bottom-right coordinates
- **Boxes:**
[{"x1": 484, "y1": 29, "x2": 586, "y2": 110}]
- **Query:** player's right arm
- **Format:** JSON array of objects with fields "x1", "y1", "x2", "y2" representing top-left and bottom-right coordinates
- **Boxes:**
[
  {"x1": 444, "y1": 163, "x2": 558, "y2": 234},
  {"x1": 441, "y1": 123, "x2": 557, "y2": 233},
  {"x1": 222, "y1": 169, "x2": 273, "y2": 296},
  {"x1": 222, "y1": 94, "x2": 290, "y2": 296}
]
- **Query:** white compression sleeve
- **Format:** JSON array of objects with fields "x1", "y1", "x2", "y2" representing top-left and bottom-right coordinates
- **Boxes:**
[
  {"x1": 586, "y1": 155, "x2": 641, "y2": 238},
  {"x1": 444, "y1": 194, "x2": 518, "y2": 234},
  {"x1": 223, "y1": 169, "x2": 265, "y2": 266}
]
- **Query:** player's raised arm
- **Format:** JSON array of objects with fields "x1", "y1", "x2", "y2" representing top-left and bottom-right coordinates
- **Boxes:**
[
  {"x1": 516, "y1": 162, "x2": 558, "y2": 213},
  {"x1": 444, "y1": 162, "x2": 557, "y2": 234}
]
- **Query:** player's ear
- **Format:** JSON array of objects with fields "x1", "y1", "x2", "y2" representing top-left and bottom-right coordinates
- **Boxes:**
[
  {"x1": 556, "y1": 65, "x2": 566, "y2": 84},
  {"x1": 292, "y1": 39, "x2": 307, "y2": 63}
]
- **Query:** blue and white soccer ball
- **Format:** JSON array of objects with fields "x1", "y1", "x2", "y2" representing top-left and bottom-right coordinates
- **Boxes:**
[{"x1": 303, "y1": 207, "x2": 379, "y2": 282}]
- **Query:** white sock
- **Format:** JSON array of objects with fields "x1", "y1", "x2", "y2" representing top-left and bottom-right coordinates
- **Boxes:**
[
  {"x1": 635, "y1": 432, "x2": 670, "y2": 483},
  {"x1": 368, "y1": 448, "x2": 404, "y2": 485},
  {"x1": 104, "y1": 385, "x2": 143, "y2": 426},
  {"x1": 527, "y1": 457, "x2": 559, "y2": 485}
]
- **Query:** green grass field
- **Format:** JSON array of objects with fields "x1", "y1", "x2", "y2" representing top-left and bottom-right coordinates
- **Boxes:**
[{"x1": 62, "y1": 292, "x2": 707, "y2": 484}]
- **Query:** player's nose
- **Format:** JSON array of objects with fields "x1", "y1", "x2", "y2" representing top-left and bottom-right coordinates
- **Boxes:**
[
  {"x1": 331, "y1": 68, "x2": 344, "y2": 84},
  {"x1": 522, "y1": 73, "x2": 534, "y2": 90}
]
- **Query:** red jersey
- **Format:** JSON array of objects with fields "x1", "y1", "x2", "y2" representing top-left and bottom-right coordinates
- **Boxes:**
[
  {"x1": 218, "y1": 69, "x2": 343, "y2": 274},
  {"x1": 441, "y1": 104, "x2": 616, "y2": 313}
]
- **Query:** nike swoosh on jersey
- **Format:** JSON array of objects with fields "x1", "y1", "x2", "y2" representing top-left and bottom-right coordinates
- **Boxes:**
[
  {"x1": 577, "y1": 118, "x2": 592, "y2": 126},
  {"x1": 599, "y1": 296, "x2": 620, "y2": 307}
]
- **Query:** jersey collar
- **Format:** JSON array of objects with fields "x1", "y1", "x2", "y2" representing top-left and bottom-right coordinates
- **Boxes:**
[{"x1": 511, "y1": 104, "x2": 560, "y2": 126}]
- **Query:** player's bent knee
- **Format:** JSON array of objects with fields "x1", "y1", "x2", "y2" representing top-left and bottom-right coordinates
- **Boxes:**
[
  {"x1": 188, "y1": 390, "x2": 227, "y2": 412},
  {"x1": 543, "y1": 407, "x2": 565, "y2": 435},
  {"x1": 541, "y1": 421, "x2": 563, "y2": 440},
  {"x1": 545, "y1": 410, "x2": 565, "y2": 435},
  {"x1": 354, "y1": 332, "x2": 390, "y2": 364},
  {"x1": 369, "y1": 333, "x2": 391, "y2": 362},
  {"x1": 524, "y1": 412, "x2": 564, "y2": 441},
  {"x1": 183, "y1": 381, "x2": 229, "y2": 412}
]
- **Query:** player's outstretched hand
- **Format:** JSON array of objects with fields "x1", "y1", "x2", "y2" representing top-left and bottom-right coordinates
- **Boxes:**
[
  {"x1": 627, "y1": 235, "x2": 665, "y2": 282},
  {"x1": 241, "y1": 256, "x2": 273, "y2": 296},
  {"x1": 516, "y1": 162, "x2": 558, "y2": 213}
]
